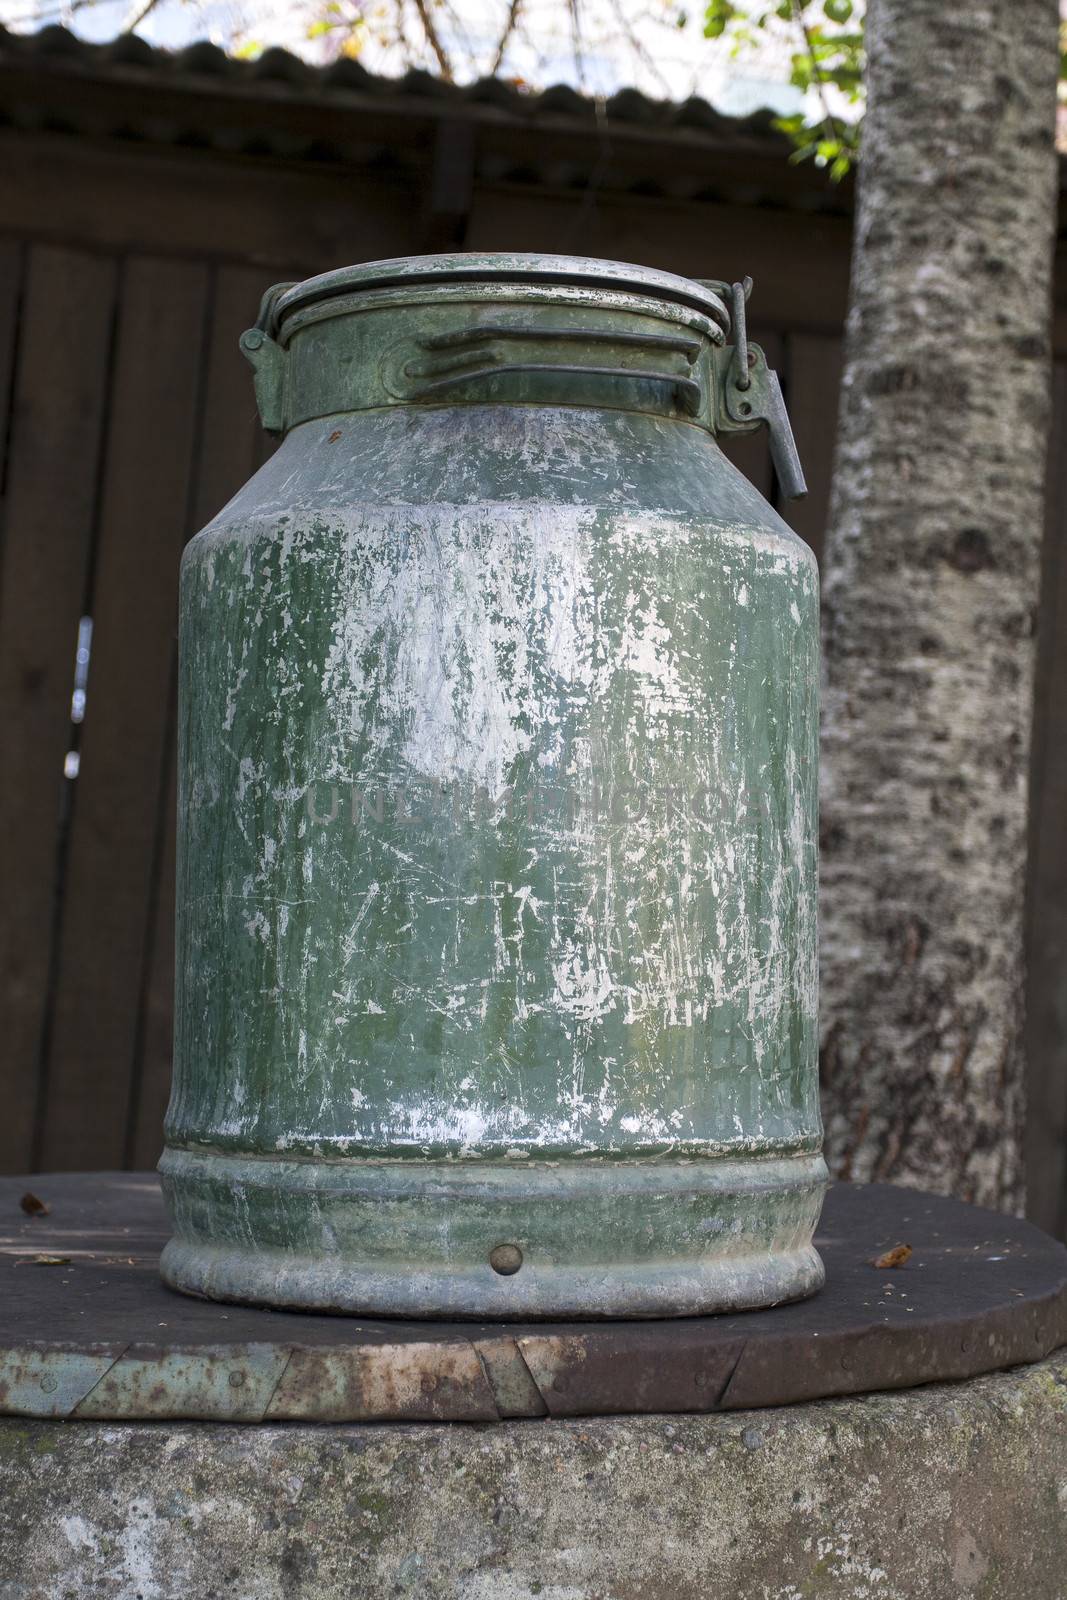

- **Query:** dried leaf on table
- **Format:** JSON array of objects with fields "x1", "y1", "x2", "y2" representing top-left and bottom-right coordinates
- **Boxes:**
[{"x1": 872, "y1": 1244, "x2": 912, "y2": 1270}]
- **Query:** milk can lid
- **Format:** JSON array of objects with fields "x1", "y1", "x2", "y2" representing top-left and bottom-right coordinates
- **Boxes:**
[{"x1": 264, "y1": 253, "x2": 733, "y2": 337}]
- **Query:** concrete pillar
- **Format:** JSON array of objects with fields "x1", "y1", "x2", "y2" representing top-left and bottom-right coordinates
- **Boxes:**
[{"x1": 3, "y1": 1351, "x2": 1064, "y2": 1599}]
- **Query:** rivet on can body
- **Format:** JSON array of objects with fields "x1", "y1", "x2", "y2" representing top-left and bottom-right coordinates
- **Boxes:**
[{"x1": 489, "y1": 1244, "x2": 524, "y2": 1276}]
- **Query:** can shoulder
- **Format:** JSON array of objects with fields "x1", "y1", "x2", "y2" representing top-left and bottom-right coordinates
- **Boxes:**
[{"x1": 185, "y1": 406, "x2": 816, "y2": 557}]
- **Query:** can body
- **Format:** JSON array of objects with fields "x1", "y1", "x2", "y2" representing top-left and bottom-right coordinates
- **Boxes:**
[{"x1": 160, "y1": 255, "x2": 826, "y2": 1317}]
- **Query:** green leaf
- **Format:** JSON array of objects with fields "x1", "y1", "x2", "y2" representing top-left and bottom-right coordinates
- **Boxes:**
[
  {"x1": 717, "y1": 0, "x2": 866, "y2": 168},
  {"x1": 703, "y1": 0, "x2": 739, "y2": 36},
  {"x1": 827, "y1": 68, "x2": 864, "y2": 92}
]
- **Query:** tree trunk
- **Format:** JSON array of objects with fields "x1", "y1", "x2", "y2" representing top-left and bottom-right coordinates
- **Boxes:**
[{"x1": 818, "y1": 0, "x2": 1060, "y2": 1211}]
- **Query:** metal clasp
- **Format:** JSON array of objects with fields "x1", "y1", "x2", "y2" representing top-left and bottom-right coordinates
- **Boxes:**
[
  {"x1": 730, "y1": 278, "x2": 753, "y2": 392},
  {"x1": 717, "y1": 280, "x2": 808, "y2": 501},
  {"x1": 239, "y1": 282, "x2": 296, "y2": 434}
]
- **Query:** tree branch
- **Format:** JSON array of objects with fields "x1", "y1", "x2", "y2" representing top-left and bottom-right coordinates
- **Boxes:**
[
  {"x1": 605, "y1": 0, "x2": 672, "y2": 97},
  {"x1": 790, "y1": 0, "x2": 843, "y2": 149},
  {"x1": 121, "y1": 0, "x2": 164, "y2": 34},
  {"x1": 412, "y1": 0, "x2": 454, "y2": 80},
  {"x1": 490, "y1": 0, "x2": 524, "y2": 75},
  {"x1": 567, "y1": 0, "x2": 585, "y2": 88}
]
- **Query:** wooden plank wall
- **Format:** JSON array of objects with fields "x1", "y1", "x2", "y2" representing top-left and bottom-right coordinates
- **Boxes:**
[
  {"x1": 0, "y1": 124, "x2": 1061, "y2": 1236},
  {"x1": 0, "y1": 239, "x2": 297, "y2": 1176}
]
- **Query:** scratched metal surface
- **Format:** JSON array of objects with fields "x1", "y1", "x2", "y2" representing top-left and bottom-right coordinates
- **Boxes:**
[
  {"x1": 163, "y1": 257, "x2": 826, "y2": 1319},
  {"x1": 3, "y1": 1175, "x2": 1065, "y2": 1422}
]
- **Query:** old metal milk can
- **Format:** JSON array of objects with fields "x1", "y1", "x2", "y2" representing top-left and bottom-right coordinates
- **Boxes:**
[{"x1": 160, "y1": 253, "x2": 826, "y2": 1318}]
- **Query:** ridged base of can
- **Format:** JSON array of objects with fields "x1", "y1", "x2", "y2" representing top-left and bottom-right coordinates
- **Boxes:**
[
  {"x1": 159, "y1": 1147, "x2": 827, "y2": 1320},
  {"x1": 160, "y1": 1237, "x2": 826, "y2": 1321}
]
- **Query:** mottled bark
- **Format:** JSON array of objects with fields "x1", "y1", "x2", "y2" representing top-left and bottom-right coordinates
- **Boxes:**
[{"x1": 819, "y1": 0, "x2": 1060, "y2": 1210}]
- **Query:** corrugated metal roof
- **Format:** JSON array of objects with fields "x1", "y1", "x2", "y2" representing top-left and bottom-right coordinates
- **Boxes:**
[
  {"x1": 0, "y1": 23, "x2": 853, "y2": 212},
  {"x1": 0, "y1": 22, "x2": 788, "y2": 143}
]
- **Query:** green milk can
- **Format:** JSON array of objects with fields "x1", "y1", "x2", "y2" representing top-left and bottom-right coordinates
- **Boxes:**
[{"x1": 160, "y1": 253, "x2": 826, "y2": 1318}]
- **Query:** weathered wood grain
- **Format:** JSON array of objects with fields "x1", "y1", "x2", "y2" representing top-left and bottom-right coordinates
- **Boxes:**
[
  {"x1": 0, "y1": 245, "x2": 116, "y2": 1171},
  {"x1": 39, "y1": 256, "x2": 209, "y2": 1171}
]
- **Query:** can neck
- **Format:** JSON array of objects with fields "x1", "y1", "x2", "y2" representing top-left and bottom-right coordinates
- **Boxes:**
[{"x1": 242, "y1": 287, "x2": 721, "y2": 432}]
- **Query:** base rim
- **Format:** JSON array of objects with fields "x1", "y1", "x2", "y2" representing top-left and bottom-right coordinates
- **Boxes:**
[
  {"x1": 160, "y1": 1146, "x2": 827, "y2": 1319},
  {"x1": 159, "y1": 1237, "x2": 826, "y2": 1321}
]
